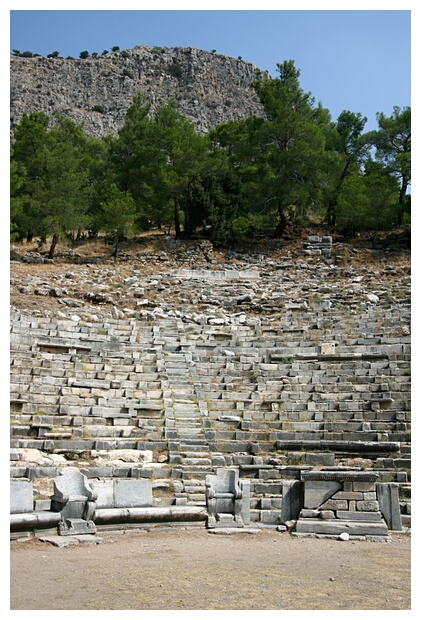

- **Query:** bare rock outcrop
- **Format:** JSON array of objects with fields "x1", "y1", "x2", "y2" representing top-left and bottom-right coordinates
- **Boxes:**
[{"x1": 10, "y1": 45, "x2": 269, "y2": 137}]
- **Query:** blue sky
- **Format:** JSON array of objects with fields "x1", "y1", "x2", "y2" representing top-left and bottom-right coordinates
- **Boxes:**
[{"x1": 6, "y1": 4, "x2": 413, "y2": 132}]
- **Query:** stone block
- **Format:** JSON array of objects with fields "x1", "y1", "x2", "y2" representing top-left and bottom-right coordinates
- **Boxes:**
[
  {"x1": 377, "y1": 482, "x2": 403, "y2": 531},
  {"x1": 357, "y1": 500, "x2": 380, "y2": 512},
  {"x1": 305, "y1": 453, "x2": 335, "y2": 466},
  {"x1": 114, "y1": 479, "x2": 153, "y2": 508},
  {"x1": 10, "y1": 479, "x2": 33, "y2": 514},
  {"x1": 295, "y1": 518, "x2": 389, "y2": 537},
  {"x1": 320, "y1": 499, "x2": 348, "y2": 510},
  {"x1": 320, "y1": 510, "x2": 335, "y2": 520},
  {"x1": 331, "y1": 491, "x2": 364, "y2": 501},
  {"x1": 336, "y1": 511, "x2": 382, "y2": 522},
  {"x1": 90, "y1": 480, "x2": 115, "y2": 508},
  {"x1": 281, "y1": 480, "x2": 304, "y2": 522},
  {"x1": 240, "y1": 479, "x2": 251, "y2": 525},
  {"x1": 300, "y1": 509, "x2": 319, "y2": 518},
  {"x1": 353, "y1": 481, "x2": 376, "y2": 492},
  {"x1": 304, "y1": 480, "x2": 342, "y2": 509}
]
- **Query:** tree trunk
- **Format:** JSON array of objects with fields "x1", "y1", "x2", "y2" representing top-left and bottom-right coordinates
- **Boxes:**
[
  {"x1": 326, "y1": 200, "x2": 337, "y2": 229},
  {"x1": 174, "y1": 195, "x2": 181, "y2": 240},
  {"x1": 26, "y1": 230, "x2": 33, "y2": 243},
  {"x1": 397, "y1": 176, "x2": 409, "y2": 226},
  {"x1": 48, "y1": 234, "x2": 59, "y2": 260},
  {"x1": 274, "y1": 204, "x2": 288, "y2": 238},
  {"x1": 113, "y1": 235, "x2": 119, "y2": 262}
]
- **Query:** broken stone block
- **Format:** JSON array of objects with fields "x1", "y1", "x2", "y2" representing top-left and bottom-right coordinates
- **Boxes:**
[{"x1": 303, "y1": 480, "x2": 342, "y2": 509}]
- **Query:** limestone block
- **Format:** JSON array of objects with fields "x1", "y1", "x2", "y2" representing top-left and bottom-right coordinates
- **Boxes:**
[
  {"x1": 336, "y1": 511, "x2": 382, "y2": 521},
  {"x1": 10, "y1": 479, "x2": 33, "y2": 514},
  {"x1": 295, "y1": 518, "x2": 389, "y2": 537},
  {"x1": 114, "y1": 479, "x2": 153, "y2": 508},
  {"x1": 353, "y1": 481, "x2": 377, "y2": 492},
  {"x1": 304, "y1": 480, "x2": 342, "y2": 509},
  {"x1": 377, "y1": 483, "x2": 403, "y2": 531},
  {"x1": 331, "y1": 491, "x2": 364, "y2": 500},
  {"x1": 320, "y1": 499, "x2": 348, "y2": 510},
  {"x1": 90, "y1": 480, "x2": 114, "y2": 509},
  {"x1": 281, "y1": 480, "x2": 304, "y2": 522},
  {"x1": 357, "y1": 500, "x2": 380, "y2": 512}
]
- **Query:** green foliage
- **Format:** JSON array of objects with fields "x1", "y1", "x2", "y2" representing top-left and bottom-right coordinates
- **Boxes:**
[
  {"x1": 232, "y1": 216, "x2": 250, "y2": 240},
  {"x1": 166, "y1": 63, "x2": 183, "y2": 78},
  {"x1": 111, "y1": 46, "x2": 120, "y2": 52},
  {"x1": 92, "y1": 104, "x2": 106, "y2": 114},
  {"x1": 122, "y1": 69, "x2": 134, "y2": 79},
  {"x1": 10, "y1": 60, "x2": 411, "y2": 248},
  {"x1": 79, "y1": 50, "x2": 89, "y2": 59},
  {"x1": 98, "y1": 183, "x2": 137, "y2": 257},
  {"x1": 253, "y1": 60, "x2": 328, "y2": 236},
  {"x1": 363, "y1": 106, "x2": 411, "y2": 225}
]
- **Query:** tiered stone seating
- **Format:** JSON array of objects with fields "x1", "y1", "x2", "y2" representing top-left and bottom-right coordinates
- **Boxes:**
[{"x1": 10, "y1": 297, "x2": 411, "y2": 529}]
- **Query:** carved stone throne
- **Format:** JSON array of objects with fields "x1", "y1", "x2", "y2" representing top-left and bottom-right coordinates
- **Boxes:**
[
  {"x1": 205, "y1": 468, "x2": 244, "y2": 528},
  {"x1": 51, "y1": 468, "x2": 97, "y2": 535}
]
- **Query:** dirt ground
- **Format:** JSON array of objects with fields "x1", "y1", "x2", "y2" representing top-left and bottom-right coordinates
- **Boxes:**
[{"x1": 10, "y1": 527, "x2": 411, "y2": 611}]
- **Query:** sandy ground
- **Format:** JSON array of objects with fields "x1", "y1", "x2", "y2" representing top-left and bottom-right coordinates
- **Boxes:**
[{"x1": 9, "y1": 527, "x2": 411, "y2": 611}]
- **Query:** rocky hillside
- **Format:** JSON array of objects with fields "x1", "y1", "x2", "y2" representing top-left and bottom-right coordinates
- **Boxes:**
[{"x1": 10, "y1": 45, "x2": 269, "y2": 137}]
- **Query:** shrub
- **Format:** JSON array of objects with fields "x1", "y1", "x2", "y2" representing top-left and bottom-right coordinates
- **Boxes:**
[
  {"x1": 122, "y1": 69, "x2": 134, "y2": 79},
  {"x1": 166, "y1": 63, "x2": 182, "y2": 78},
  {"x1": 79, "y1": 50, "x2": 89, "y2": 59},
  {"x1": 92, "y1": 105, "x2": 106, "y2": 114},
  {"x1": 232, "y1": 216, "x2": 250, "y2": 240},
  {"x1": 111, "y1": 46, "x2": 120, "y2": 52}
]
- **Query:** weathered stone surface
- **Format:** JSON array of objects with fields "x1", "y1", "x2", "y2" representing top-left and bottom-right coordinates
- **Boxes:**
[
  {"x1": 114, "y1": 479, "x2": 153, "y2": 508},
  {"x1": 336, "y1": 511, "x2": 382, "y2": 522},
  {"x1": 295, "y1": 518, "x2": 389, "y2": 537},
  {"x1": 304, "y1": 481, "x2": 342, "y2": 509},
  {"x1": 281, "y1": 480, "x2": 304, "y2": 522},
  {"x1": 10, "y1": 479, "x2": 33, "y2": 514},
  {"x1": 377, "y1": 483, "x2": 403, "y2": 530}
]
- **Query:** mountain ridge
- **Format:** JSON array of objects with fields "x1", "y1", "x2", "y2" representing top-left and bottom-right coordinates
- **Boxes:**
[{"x1": 10, "y1": 44, "x2": 270, "y2": 137}]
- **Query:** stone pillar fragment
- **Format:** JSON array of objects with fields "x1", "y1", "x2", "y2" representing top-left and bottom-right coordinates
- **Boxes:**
[
  {"x1": 281, "y1": 480, "x2": 304, "y2": 523},
  {"x1": 377, "y1": 482, "x2": 403, "y2": 531}
]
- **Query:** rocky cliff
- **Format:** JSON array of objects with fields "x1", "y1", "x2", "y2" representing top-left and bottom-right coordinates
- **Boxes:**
[{"x1": 10, "y1": 45, "x2": 269, "y2": 137}]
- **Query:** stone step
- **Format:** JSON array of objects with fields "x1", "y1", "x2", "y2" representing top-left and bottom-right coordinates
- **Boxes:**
[{"x1": 181, "y1": 458, "x2": 212, "y2": 466}]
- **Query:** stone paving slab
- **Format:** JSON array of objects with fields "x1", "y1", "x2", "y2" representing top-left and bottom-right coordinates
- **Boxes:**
[
  {"x1": 38, "y1": 534, "x2": 103, "y2": 547},
  {"x1": 207, "y1": 527, "x2": 262, "y2": 535}
]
